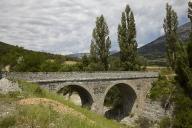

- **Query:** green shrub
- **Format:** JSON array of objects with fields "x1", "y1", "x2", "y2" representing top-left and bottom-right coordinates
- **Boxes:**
[
  {"x1": 135, "y1": 117, "x2": 152, "y2": 128},
  {"x1": 59, "y1": 64, "x2": 82, "y2": 72},
  {"x1": 172, "y1": 87, "x2": 192, "y2": 128},
  {"x1": 149, "y1": 75, "x2": 174, "y2": 102},
  {"x1": 159, "y1": 117, "x2": 171, "y2": 128},
  {"x1": 104, "y1": 86, "x2": 122, "y2": 107},
  {"x1": 87, "y1": 63, "x2": 105, "y2": 71},
  {"x1": 8, "y1": 91, "x2": 21, "y2": 98},
  {"x1": 40, "y1": 60, "x2": 61, "y2": 72},
  {"x1": 34, "y1": 86, "x2": 45, "y2": 97}
]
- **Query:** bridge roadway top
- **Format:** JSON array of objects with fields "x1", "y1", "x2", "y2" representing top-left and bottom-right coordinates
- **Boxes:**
[{"x1": 3, "y1": 72, "x2": 159, "y2": 83}]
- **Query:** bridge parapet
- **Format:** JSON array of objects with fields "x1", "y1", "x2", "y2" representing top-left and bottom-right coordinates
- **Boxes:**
[{"x1": 3, "y1": 72, "x2": 159, "y2": 82}]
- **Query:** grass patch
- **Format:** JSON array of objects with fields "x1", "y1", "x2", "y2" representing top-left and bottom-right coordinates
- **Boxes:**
[
  {"x1": 0, "y1": 80, "x2": 130, "y2": 128},
  {"x1": 0, "y1": 116, "x2": 16, "y2": 128}
]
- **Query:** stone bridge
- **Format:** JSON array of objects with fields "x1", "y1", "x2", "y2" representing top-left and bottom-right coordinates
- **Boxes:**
[{"x1": 3, "y1": 72, "x2": 158, "y2": 120}]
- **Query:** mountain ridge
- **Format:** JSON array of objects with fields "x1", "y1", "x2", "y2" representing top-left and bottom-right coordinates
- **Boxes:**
[{"x1": 138, "y1": 22, "x2": 191, "y2": 58}]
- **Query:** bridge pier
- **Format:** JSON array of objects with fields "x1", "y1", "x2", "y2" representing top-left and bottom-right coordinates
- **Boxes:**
[{"x1": 91, "y1": 100, "x2": 105, "y2": 115}]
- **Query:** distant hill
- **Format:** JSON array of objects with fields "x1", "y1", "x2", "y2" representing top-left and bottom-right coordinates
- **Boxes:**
[
  {"x1": 67, "y1": 50, "x2": 119, "y2": 59},
  {"x1": 0, "y1": 41, "x2": 77, "y2": 60},
  {"x1": 112, "y1": 22, "x2": 191, "y2": 66},
  {"x1": 138, "y1": 22, "x2": 191, "y2": 59},
  {"x1": 0, "y1": 41, "x2": 77, "y2": 71},
  {"x1": 66, "y1": 53, "x2": 90, "y2": 58}
]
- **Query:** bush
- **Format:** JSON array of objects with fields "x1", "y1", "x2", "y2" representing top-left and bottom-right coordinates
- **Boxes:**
[
  {"x1": 104, "y1": 86, "x2": 122, "y2": 107},
  {"x1": 121, "y1": 61, "x2": 141, "y2": 71},
  {"x1": 40, "y1": 60, "x2": 61, "y2": 72},
  {"x1": 159, "y1": 117, "x2": 171, "y2": 128},
  {"x1": 14, "y1": 53, "x2": 46, "y2": 72},
  {"x1": 8, "y1": 91, "x2": 20, "y2": 98},
  {"x1": 172, "y1": 87, "x2": 192, "y2": 128},
  {"x1": 108, "y1": 57, "x2": 121, "y2": 71},
  {"x1": 135, "y1": 117, "x2": 152, "y2": 128},
  {"x1": 87, "y1": 63, "x2": 105, "y2": 71},
  {"x1": 60, "y1": 64, "x2": 82, "y2": 72},
  {"x1": 34, "y1": 86, "x2": 45, "y2": 97},
  {"x1": 149, "y1": 76, "x2": 174, "y2": 100}
]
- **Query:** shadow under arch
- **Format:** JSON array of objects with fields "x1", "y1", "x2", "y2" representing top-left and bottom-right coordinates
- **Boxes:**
[
  {"x1": 58, "y1": 85, "x2": 93, "y2": 109},
  {"x1": 103, "y1": 83, "x2": 137, "y2": 121}
]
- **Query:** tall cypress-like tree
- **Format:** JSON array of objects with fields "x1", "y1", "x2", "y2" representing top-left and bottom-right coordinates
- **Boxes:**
[
  {"x1": 118, "y1": 5, "x2": 138, "y2": 70},
  {"x1": 188, "y1": 1, "x2": 192, "y2": 68},
  {"x1": 174, "y1": 1, "x2": 192, "y2": 98},
  {"x1": 163, "y1": 3, "x2": 178, "y2": 70},
  {"x1": 90, "y1": 15, "x2": 111, "y2": 70}
]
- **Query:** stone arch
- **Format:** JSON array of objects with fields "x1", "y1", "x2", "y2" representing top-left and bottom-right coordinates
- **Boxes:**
[
  {"x1": 103, "y1": 83, "x2": 137, "y2": 121},
  {"x1": 57, "y1": 85, "x2": 93, "y2": 109}
]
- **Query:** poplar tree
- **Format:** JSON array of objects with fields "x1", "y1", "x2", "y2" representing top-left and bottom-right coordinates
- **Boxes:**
[
  {"x1": 188, "y1": 1, "x2": 192, "y2": 68},
  {"x1": 174, "y1": 1, "x2": 192, "y2": 98},
  {"x1": 118, "y1": 5, "x2": 138, "y2": 70},
  {"x1": 90, "y1": 15, "x2": 111, "y2": 70},
  {"x1": 90, "y1": 41, "x2": 97, "y2": 63},
  {"x1": 163, "y1": 3, "x2": 178, "y2": 70}
]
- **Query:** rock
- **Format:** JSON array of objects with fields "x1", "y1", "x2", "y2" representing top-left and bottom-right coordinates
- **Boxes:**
[{"x1": 0, "y1": 78, "x2": 21, "y2": 94}]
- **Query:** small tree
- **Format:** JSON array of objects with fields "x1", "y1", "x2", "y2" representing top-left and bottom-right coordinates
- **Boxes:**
[
  {"x1": 163, "y1": 3, "x2": 178, "y2": 70},
  {"x1": 90, "y1": 15, "x2": 111, "y2": 71},
  {"x1": 118, "y1": 5, "x2": 138, "y2": 70}
]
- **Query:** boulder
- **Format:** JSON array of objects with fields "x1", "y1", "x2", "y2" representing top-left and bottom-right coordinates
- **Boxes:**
[{"x1": 0, "y1": 78, "x2": 21, "y2": 94}]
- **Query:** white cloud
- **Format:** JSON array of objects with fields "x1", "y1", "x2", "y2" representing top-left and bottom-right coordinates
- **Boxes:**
[{"x1": 0, "y1": 0, "x2": 189, "y2": 54}]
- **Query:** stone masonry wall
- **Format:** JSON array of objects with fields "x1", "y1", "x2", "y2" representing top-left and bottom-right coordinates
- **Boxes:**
[
  {"x1": 3, "y1": 72, "x2": 158, "y2": 82},
  {"x1": 142, "y1": 99, "x2": 171, "y2": 121}
]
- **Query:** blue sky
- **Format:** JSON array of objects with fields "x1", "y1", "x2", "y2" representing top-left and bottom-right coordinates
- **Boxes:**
[{"x1": 0, "y1": 0, "x2": 189, "y2": 55}]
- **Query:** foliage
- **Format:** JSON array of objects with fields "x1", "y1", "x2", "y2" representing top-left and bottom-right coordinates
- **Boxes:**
[
  {"x1": 34, "y1": 86, "x2": 45, "y2": 97},
  {"x1": 118, "y1": 5, "x2": 139, "y2": 71},
  {"x1": 161, "y1": 4, "x2": 192, "y2": 127},
  {"x1": 163, "y1": 3, "x2": 179, "y2": 70},
  {"x1": 108, "y1": 57, "x2": 122, "y2": 71},
  {"x1": 90, "y1": 15, "x2": 111, "y2": 71},
  {"x1": 81, "y1": 55, "x2": 89, "y2": 67},
  {"x1": 90, "y1": 41, "x2": 98, "y2": 63},
  {"x1": 40, "y1": 60, "x2": 61, "y2": 72},
  {"x1": 172, "y1": 86, "x2": 192, "y2": 128},
  {"x1": 149, "y1": 70, "x2": 175, "y2": 108},
  {"x1": 104, "y1": 86, "x2": 123, "y2": 107},
  {"x1": 135, "y1": 116, "x2": 152, "y2": 128},
  {"x1": 174, "y1": 24, "x2": 192, "y2": 98},
  {"x1": 60, "y1": 63, "x2": 83, "y2": 72},
  {"x1": 159, "y1": 117, "x2": 171, "y2": 128},
  {"x1": 0, "y1": 41, "x2": 78, "y2": 72},
  {"x1": 14, "y1": 53, "x2": 46, "y2": 72},
  {"x1": 87, "y1": 62, "x2": 105, "y2": 71}
]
